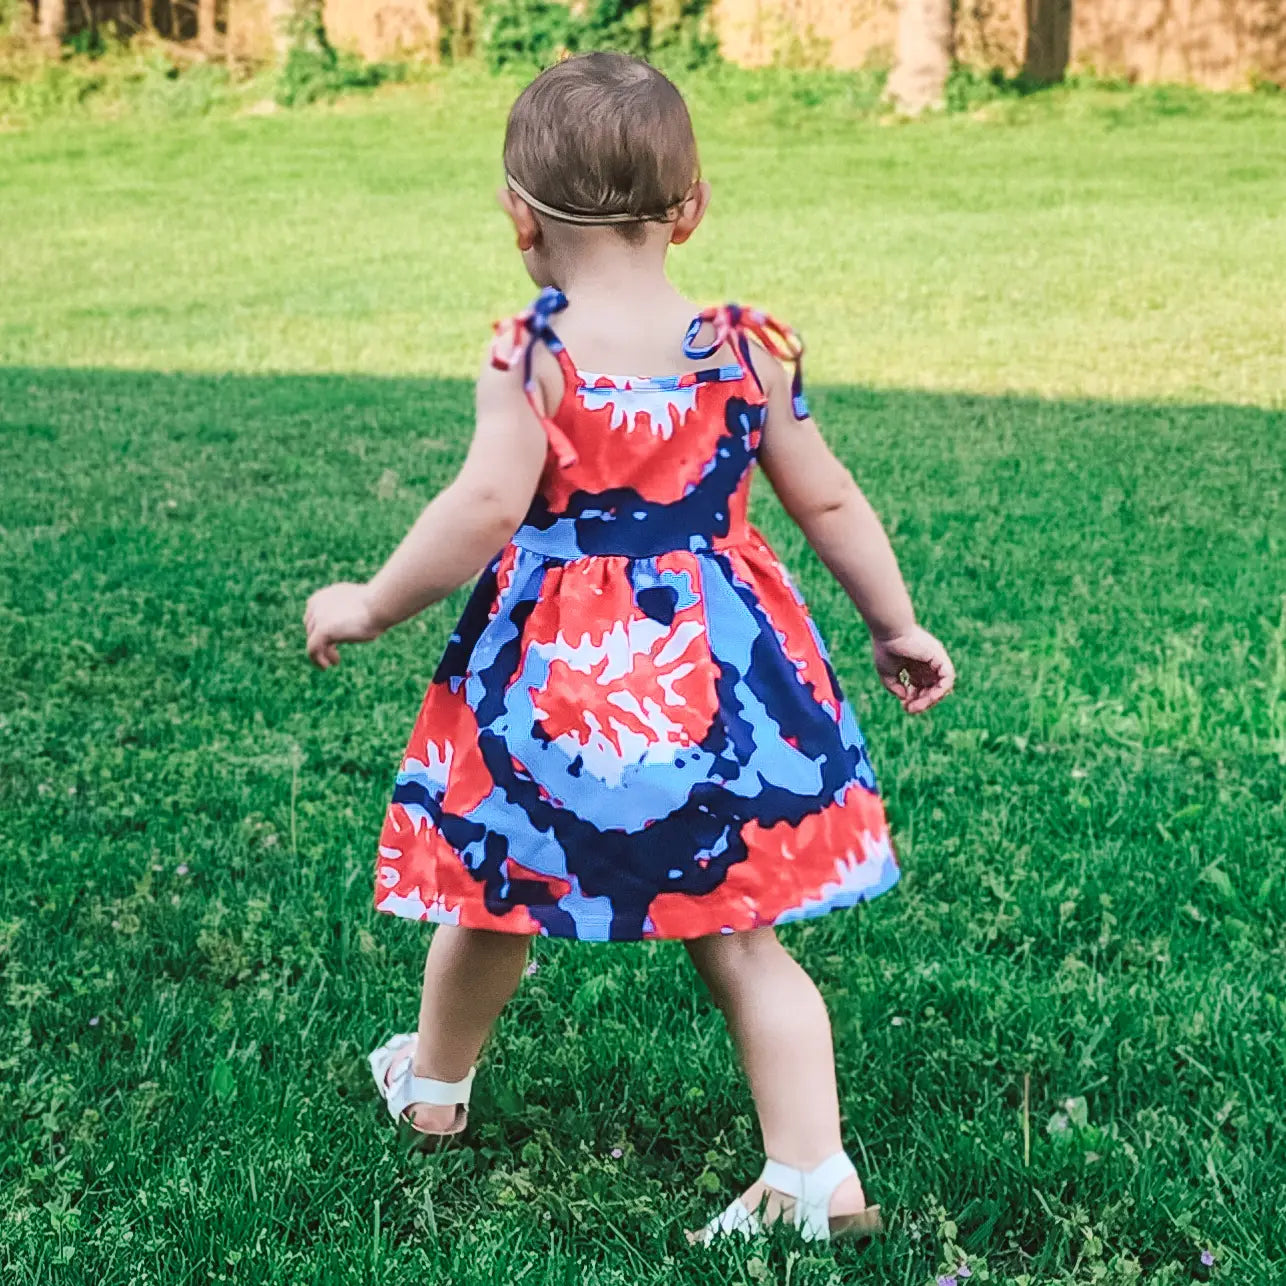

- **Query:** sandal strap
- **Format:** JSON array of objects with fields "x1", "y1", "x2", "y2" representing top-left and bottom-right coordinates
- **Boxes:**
[
  {"x1": 386, "y1": 1061, "x2": 475, "y2": 1120},
  {"x1": 370, "y1": 1034, "x2": 475, "y2": 1122},
  {"x1": 695, "y1": 1198, "x2": 758, "y2": 1244},
  {"x1": 760, "y1": 1152, "x2": 857, "y2": 1241}
]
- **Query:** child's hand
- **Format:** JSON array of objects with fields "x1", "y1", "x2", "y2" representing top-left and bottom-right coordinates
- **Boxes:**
[
  {"x1": 304, "y1": 582, "x2": 383, "y2": 669},
  {"x1": 872, "y1": 627, "x2": 955, "y2": 715}
]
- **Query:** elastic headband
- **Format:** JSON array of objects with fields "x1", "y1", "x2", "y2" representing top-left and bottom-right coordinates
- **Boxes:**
[{"x1": 505, "y1": 174, "x2": 678, "y2": 227}]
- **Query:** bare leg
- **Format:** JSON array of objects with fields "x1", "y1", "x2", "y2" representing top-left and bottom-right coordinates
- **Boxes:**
[
  {"x1": 685, "y1": 927, "x2": 868, "y2": 1224},
  {"x1": 384, "y1": 924, "x2": 530, "y2": 1132}
]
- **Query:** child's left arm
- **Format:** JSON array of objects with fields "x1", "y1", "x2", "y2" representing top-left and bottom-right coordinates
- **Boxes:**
[
  {"x1": 304, "y1": 353, "x2": 546, "y2": 669},
  {"x1": 756, "y1": 352, "x2": 955, "y2": 715}
]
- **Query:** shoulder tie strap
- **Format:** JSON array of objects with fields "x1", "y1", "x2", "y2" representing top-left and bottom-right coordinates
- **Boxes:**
[
  {"x1": 490, "y1": 286, "x2": 578, "y2": 468},
  {"x1": 683, "y1": 304, "x2": 809, "y2": 420}
]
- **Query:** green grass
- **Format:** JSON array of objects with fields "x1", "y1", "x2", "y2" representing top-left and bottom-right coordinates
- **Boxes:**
[{"x1": 2, "y1": 74, "x2": 1284, "y2": 1285}]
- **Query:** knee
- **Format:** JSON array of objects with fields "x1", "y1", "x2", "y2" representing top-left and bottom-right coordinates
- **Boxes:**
[
  {"x1": 687, "y1": 927, "x2": 783, "y2": 992},
  {"x1": 473, "y1": 927, "x2": 530, "y2": 952},
  {"x1": 432, "y1": 924, "x2": 530, "y2": 966}
]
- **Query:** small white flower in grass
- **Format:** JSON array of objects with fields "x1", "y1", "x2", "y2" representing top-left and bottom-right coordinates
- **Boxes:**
[
  {"x1": 88, "y1": 1017, "x2": 100, "y2": 1027},
  {"x1": 524, "y1": 960, "x2": 540, "y2": 977},
  {"x1": 151, "y1": 864, "x2": 163, "y2": 872},
  {"x1": 891, "y1": 1016, "x2": 905, "y2": 1026},
  {"x1": 176, "y1": 864, "x2": 190, "y2": 876},
  {"x1": 171, "y1": 894, "x2": 181, "y2": 907},
  {"x1": 610, "y1": 1147, "x2": 623, "y2": 1159}
]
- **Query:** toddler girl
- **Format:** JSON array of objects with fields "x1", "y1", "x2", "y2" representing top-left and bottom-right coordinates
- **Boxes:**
[{"x1": 305, "y1": 51, "x2": 953, "y2": 1244}]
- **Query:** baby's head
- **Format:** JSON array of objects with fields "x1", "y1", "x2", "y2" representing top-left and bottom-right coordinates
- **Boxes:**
[{"x1": 499, "y1": 52, "x2": 709, "y2": 284}]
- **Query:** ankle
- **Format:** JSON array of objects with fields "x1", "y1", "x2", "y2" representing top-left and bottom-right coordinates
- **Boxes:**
[
  {"x1": 763, "y1": 1145, "x2": 844, "y2": 1173},
  {"x1": 410, "y1": 1045, "x2": 473, "y2": 1083}
]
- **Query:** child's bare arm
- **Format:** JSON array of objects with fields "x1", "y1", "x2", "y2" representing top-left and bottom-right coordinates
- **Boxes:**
[
  {"x1": 304, "y1": 352, "x2": 546, "y2": 669},
  {"x1": 757, "y1": 355, "x2": 954, "y2": 714}
]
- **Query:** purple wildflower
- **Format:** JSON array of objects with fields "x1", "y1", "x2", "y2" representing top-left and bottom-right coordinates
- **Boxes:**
[
  {"x1": 958, "y1": 1267, "x2": 973, "y2": 1280},
  {"x1": 610, "y1": 1147, "x2": 623, "y2": 1159},
  {"x1": 1200, "y1": 1250, "x2": 1215, "y2": 1268},
  {"x1": 937, "y1": 1277, "x2": 957, "y2": 1286},
  {"x1": 524, "y1": 960, "x2": 540, "y2": 977},
  {"x1": 175, "y1": 863, "x2": 190, "y2": 876}
]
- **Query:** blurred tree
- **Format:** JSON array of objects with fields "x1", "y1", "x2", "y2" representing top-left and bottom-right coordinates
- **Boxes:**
[
  {"x1": 442, "y1": 0, "x2": 478, "y2": 59},
  {"x1": 886, "y1": 0, "x2": 954, "y2": 113},
  {"x1": 267, "y1": 0, "x2": 300, "y2": 59},
  {"x1": 199, "y1": 0, "x2": 219, "y2": 50},
  {"x1": 38, "y1": 0, "x2": 67, "y2": 44},
  {"x1": 1023, "y1": 0, "x2": 1071, "y2": 83}
]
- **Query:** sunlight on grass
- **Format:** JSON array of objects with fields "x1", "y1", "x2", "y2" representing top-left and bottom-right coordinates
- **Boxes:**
[{"x1": 2, "y1": 75, "x2": 1285, "y2": 402}]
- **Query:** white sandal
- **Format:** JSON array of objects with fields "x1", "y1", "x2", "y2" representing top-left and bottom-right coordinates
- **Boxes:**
[
  {"x1": 689, "y1": 1152, "x2": 883, "y2": 1245},
  {"x1": 368, "y1": 1033, "x2": 475, "y2": 1138}
]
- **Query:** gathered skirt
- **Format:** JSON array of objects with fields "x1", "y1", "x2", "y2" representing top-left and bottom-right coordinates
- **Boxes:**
[{"x1": 374, "y1": 528, "x2": 898, "y2": 941}]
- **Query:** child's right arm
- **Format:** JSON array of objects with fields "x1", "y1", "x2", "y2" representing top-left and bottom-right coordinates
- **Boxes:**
[
  {"x1": 757, "y1": 357, "x2": 955, "y2": 715},
  {"x1": 304, "y1": 351, "x2": 547, "y2": 669}
]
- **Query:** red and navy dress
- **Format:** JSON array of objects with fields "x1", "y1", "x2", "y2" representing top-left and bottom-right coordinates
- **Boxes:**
[{"x1": 375, "y1": 288, "x2": 898, "y2": 941}]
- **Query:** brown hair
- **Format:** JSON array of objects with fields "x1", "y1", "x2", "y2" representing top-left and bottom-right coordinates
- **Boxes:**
[{"x1": 503, "y1": 52, "x2": 700, "y2": 240}]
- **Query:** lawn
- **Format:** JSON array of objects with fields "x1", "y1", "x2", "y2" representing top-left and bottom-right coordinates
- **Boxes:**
[{"x1": 1, "y1": 72, "x2": 1284, "y2": 1285}]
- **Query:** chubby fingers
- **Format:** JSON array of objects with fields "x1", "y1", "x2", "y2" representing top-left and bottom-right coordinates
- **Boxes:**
[
  {"x1": 903, "y1": 653, "x2": 956, "y2": 714},
  {"x1": 306, "y1": 625, "x2": 341, "y2": 669},
  {"x1": 880, "y1": 671, "x2": 911, "y2": 702}
]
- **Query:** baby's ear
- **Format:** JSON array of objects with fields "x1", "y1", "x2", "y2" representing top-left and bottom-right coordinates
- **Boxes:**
[
  {"x1": 497, "y1": 188, "x2": 541, "y2": 252},
  {"x1": 670, "y1": 180, "x2": 711, "y2": 246}
]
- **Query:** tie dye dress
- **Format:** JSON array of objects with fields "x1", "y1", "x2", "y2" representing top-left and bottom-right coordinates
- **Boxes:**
[{"x1": 374, "y1": 288, "x2": 898, "y2": 942}]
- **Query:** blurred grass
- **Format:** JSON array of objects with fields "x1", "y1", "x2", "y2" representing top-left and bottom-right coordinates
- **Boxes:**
[
  {"x1": 1, "y1": 74, "x2": 1284, "y2": 1284},
  {"x1": 3, "y1": 70, "x2": 1285, "y2": 400}
]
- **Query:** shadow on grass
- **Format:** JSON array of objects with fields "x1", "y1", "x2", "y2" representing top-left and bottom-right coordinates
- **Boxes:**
[
  {"x1": 4, "y1": 364, "x2": 1280, "y2": 673},
  {"x1": 4, "y1": 363, "x2": 1282, "y2": 834},
  {"x1": 1, "y1": 366, "x2": 1284, "y2": 1280}
]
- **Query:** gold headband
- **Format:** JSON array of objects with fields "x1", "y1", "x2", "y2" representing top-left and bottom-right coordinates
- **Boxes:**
[{"x1": 505, "y1": 174, "x2": 676, "y2": 227}]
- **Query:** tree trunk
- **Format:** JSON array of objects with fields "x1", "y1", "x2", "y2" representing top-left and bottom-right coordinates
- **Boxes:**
[
  {"x1": 267, "y1": 0, "x2": 298, "y2": 62},
  {"x1": 38, "y1": 0, "x2": 68, "y2": 45},
  {"x1": 1023, "y1": 0, "x2": 1072, "y2": 84},
  {"x1": 886, "y1": 0, "x2": 955, "y2": 114},
  {"x1": 441, "y1": 0, "x2": 475, "y2": 61},
  {"x1": 198, "y1": 0, "x2": 218, "y2": 52}
]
